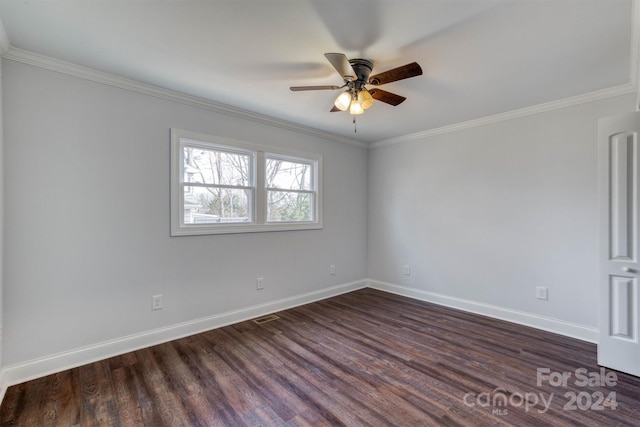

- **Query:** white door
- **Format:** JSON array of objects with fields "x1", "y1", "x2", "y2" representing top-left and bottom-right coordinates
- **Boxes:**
[{"x1": 598, "y1": 111, "x2": 640, "y2": 376}]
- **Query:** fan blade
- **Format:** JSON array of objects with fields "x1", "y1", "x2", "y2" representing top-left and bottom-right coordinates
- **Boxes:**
[
  {"x1": 368, "y1": 62, "x2": 422, "y2": 86},
  {"x1": 369, "y1": 88, "x2": 406, "y2": 106},
  {"x1": 330, "y1": 105, "x2": 342, "y2": 112},
  {"x1": 290, "y1": 85, "x2": 342, "y2": 91},
  {"x1": 324, "y1": 53, "x2": 357, "y2": 80}
]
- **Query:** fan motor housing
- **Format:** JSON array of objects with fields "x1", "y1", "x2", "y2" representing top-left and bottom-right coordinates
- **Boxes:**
[{"x1": 348, "y1": 59, "x2": 373, "y2": 84}]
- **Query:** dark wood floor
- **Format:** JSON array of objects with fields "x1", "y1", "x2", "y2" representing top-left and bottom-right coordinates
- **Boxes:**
[{"x1": 2, "y1": 288, "x2": 640, "y2": 426}]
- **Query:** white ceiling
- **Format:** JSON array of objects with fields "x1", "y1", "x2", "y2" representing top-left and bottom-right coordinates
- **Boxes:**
[{"x1": 0, "y1": 0, "x2": 635, "y2": 144}]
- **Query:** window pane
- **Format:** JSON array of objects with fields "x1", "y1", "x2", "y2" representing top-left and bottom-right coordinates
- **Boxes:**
[
  {"x1": 183, "y1": 186, "x2": 251, "y2": 224},
  {"x1": 266, "y1": 158, "x2": 312, "y2": 190},
  {"x1": 267, "y1": 191, "x2": 313, "y2": 222},
  {"x1": 183, "y1": 146, "x2": 250, "y2": 186}
]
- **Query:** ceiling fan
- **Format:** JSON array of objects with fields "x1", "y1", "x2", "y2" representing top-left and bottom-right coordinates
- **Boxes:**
[{"x1": 290, "y1": 53, "x2": 423, "y2": 115}]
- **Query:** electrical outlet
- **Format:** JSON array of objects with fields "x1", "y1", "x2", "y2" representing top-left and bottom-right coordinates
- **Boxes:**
[
  {"x1": 403, "y1": 265, "x2": 411, "y2": 276},
  {"x1": 330, "y1": 265, "x2": 336, "y2": 275},
  {"x1": 256, "y1": 277, "x2": 264, "y2": 290},
  {"x1": 152, "y1": 294, "x2": 163, "y2": 310},
  {"x1": 536, "y1": 286, "x2": 548, "y2": 300}
]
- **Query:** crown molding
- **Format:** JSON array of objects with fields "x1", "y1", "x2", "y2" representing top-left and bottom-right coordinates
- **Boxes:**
[
  {"x1": 2, "y1": 6, "x2": 638, "y2": 151},
  {"x1": 370, "y1": 84, "x2": 636, "y2": 149},
  {"x1": 1, "y1": 47, "x2": 368, "y2": 149},
  {"x1": 373, "y1": 0, "x2": 640, "y2": 148}
]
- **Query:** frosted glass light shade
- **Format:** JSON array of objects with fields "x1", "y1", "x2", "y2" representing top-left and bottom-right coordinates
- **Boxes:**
[
  {"x1": 358, "y1": 90, "x2": 374, "y2": 109},
  {"x1": 334, "y1": 91, "x2": 351, "y2": 111},
  {"x1": 349, "y1": 99, "x2": 364, "y2": 115}
]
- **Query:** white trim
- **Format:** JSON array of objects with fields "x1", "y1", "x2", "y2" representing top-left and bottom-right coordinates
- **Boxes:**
[
  {"x1": 0, "y1": 279, "x2": 602, "y2": 401},
  {"x1": 2, "y1": 47, "x2": 636, "y2": 149},
  {"x1": 170, "y1": 128, "x2": 323, "y2": 236},
  {"x1": 370, "y1": 84, "x2": 636, "y2": 148},
  {"x1": 633, "y1": 0, "x2": 640, "y2": 110},
  {"x1": 367, "y1": 279, "x2": 598, "y2": 343},
  {"x1": 0, "y1": 369, "x2": 5, "y2": 405},
  {"x1": 0, "y1": 280, "x2": 367, "y2": 395},
  {"x1": 1, "y1": 48, "x2": 367, "y2": 149}
]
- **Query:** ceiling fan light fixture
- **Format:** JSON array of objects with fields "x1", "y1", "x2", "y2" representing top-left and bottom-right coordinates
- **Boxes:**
[
  {"x1": 292, "y1": 53, "x2": 422, "y2": 119},
  {"x1": 334, "y1": 91, "x2": 351, "y2": 111},
  {"x1": 358, "y1": 89, "x2": 374, "y2": 110},
  {"x1": 349, "y1": 97, "x2": 364, "y2": 115}
]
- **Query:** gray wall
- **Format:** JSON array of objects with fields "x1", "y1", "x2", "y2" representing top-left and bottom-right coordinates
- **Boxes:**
[
  {"x1": 368, "y1": 93, "x2": 636, "y2": 329},
  {"x1": 2, "y1": 60, "x2": 368, "y2": 365},
  {"x1": 2, "y1": 53, "x2": 638, "y2": 370}
]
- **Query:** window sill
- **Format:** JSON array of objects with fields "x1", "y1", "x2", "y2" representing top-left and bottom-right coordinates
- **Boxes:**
[{"x1": 170, "y1": 221, "x2": 323, "y2": 236}]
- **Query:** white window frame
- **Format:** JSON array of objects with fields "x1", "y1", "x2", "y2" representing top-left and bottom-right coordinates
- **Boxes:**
[
  {"x1": 171, "y1": 129, "x2": 323, "y2": 236},
  {"x1": 265, "y1": 153, "x2": 317, "y2": 223}
]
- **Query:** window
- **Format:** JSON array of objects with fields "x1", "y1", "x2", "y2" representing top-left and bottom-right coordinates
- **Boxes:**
[
  {"x1": 266, "y1": 156, "x2": 315, "y2": 222},
  {"x1": 182, "y1": 144, "x2": 253, "y2": 225},
  {"x1": 171, "y1": 129, "x2": 322, "y2": 235}
]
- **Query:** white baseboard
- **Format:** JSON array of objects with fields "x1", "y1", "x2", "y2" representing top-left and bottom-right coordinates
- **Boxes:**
[
  {"x1": 0, "y1": 368, "x2": 5, "y2": 404},
  {"x1": 0, "y1": 278, "x2": 599, "y2": 402},
  {"x1": 0, "y1": 280, "x2": 367, "y2": 396},
  {"x1": 367, "y1": 279, "x2": 598, "y2": 343}
]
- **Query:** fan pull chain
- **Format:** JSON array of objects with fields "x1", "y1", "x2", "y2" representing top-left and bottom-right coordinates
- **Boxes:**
[{"x1": 353, "y1": 116, "x2": 357, "y2": 133}]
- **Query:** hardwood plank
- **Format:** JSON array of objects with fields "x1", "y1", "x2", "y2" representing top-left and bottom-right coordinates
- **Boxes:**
[
  {"x1": 2, "y1": 288, "x2": 640, "y2": 426},
  {"x1": 109, "y1": 366, "x2": 144, "y2": 426}
]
